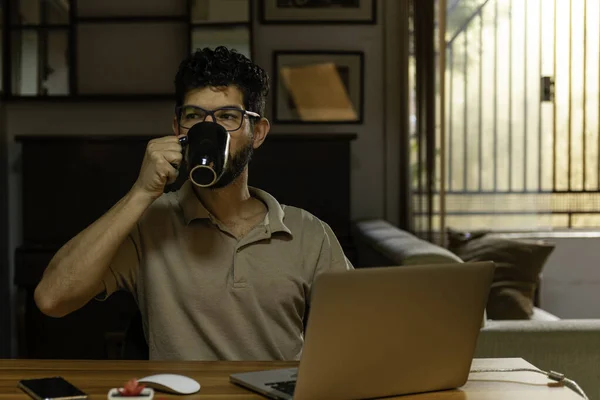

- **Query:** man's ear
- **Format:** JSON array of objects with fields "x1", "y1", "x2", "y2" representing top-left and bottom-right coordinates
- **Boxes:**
[{"x1": 252, "y1": 117, "x2": 270, "y2": 149}]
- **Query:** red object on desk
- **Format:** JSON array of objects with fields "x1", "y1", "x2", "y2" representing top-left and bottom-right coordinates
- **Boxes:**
[{"x1": 118, "y1": 379, "x2": 146, "y2": 396}]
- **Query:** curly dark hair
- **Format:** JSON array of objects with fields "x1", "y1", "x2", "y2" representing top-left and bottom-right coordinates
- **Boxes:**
[{"x1": 174, "y1": 46, "x2": 269, "y2": 116}]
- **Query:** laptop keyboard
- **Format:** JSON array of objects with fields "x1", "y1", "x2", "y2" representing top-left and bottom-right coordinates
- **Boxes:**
[{"x1": 266, "y1": 380, "x2": 296, "y2": 396}]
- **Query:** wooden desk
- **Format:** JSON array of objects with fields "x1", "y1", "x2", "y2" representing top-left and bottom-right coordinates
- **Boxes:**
[{"x1": 0, "y1": 358, "x2": 582, "y2": 399}]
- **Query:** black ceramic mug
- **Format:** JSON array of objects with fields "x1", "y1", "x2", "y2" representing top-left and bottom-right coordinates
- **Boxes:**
[{"x1": 182, "y1": 121, "x2": 231, "y2": 188}]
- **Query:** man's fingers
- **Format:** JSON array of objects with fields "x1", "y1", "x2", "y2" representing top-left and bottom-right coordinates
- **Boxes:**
[
  {"x1": 148, "y1": 142, "x2": 182, "y2": 153},
  {"x1": 147, "y1": 136, "x2": 183, "y2": 153},
  {"x1": 152, "y1": 135, "x2": 181, "y2": 144},
  {"x1": 166, "y1": 164, "x2": 179, "y2": 185},
  {"x1": 162, "y1": 151, "x2": 183, "y2": 167}
]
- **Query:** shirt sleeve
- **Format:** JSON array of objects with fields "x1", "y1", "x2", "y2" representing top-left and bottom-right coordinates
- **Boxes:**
[
  {"x1": 309, "y1": 221, "x2": 354, "y2": 299},
  {"x1": 95, "y1": 225, "x2": 141, "y2": 301}
]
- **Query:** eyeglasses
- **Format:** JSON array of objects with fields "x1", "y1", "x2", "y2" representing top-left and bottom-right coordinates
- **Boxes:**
[{"x1": 176, "y1": 105, "x2": 261, "y2": 132}]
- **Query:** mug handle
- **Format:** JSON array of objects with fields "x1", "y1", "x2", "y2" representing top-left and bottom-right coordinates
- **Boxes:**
[
  {"x1": 164, "y1": 135, "x2": 188, "y2": 193},
  {"x1": 170, "y1": 135, "x2": 188, "y2": 170}
]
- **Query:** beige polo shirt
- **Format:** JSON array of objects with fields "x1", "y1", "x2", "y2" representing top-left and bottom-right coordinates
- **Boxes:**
[{"x1": 99, "y1": 180, "x2": 353, "y2": 361}]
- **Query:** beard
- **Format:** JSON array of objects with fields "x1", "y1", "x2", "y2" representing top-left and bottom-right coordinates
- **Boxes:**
[{"x1": 208, "y1": 136, "x2": 254, "y2": 189}]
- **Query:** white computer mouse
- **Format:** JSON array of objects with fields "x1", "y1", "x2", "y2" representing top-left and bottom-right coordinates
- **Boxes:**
[{"x1": 137, "y1": 374, "x2": 201, "y2": 395}]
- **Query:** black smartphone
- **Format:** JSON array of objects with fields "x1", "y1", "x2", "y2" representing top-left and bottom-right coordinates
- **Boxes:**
[{"x1": 17, "y1": 377, "x2": 88, "y2": 400}]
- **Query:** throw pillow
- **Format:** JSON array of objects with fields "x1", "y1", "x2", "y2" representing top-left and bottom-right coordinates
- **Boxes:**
[{"x1": 447, "y1": 228, "x2": 555, "y2": 320}]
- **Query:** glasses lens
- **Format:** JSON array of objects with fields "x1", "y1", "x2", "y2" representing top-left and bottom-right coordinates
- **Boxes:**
[
  {"x1": 214, "y1": 109, "x2": 244, "y2": 131},
  {"x1": 179, "y1": 106, "x2": 207, "y2": 129}
]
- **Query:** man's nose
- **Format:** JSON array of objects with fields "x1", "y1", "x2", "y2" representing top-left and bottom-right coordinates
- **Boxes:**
[{"x1": 205, "y1": 114, "x2": 216, "y2": 123}]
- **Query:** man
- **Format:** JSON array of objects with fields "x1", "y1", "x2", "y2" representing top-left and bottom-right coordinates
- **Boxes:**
[{"x1": 34, "y1": 46, "x2": 353, "y2": 361}]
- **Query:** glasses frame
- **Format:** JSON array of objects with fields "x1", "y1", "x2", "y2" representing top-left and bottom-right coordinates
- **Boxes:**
[{"x1": 175, "y1": 105, "x2": 261, "y2": 132}]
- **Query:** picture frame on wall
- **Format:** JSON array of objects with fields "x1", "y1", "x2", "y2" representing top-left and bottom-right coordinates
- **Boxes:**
[
  {"x1": 259, "y1": 0, "x2": 376, "y2": 25},
  {"x1": 272, "y1": 50, "x2": 364, "y2": 124}
]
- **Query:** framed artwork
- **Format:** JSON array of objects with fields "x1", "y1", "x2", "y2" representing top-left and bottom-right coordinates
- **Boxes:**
[
  {"x1": 259, "y1": 0, "x2": 376, "y2": 24},
  {"x1": 272, "y1": 50, "x2": 364, "y2": 124}
]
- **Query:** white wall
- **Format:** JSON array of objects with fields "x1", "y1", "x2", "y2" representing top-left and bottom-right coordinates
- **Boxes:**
[
  {"x1": 77, "y1": 23, "x2": 187, "y2": 94},
  {"x1": 15, "y1": 32, "x2": 39, "y2": 95},
  {"x1": 252, "y1": 0, "x2": 397, "y2": 222},
  {"x1": 44, "y1": 32, "x2": 69, "y2": 95},
  {"x1": 541, "y1": 236, "x2": 600, "y2": 318},
  {"x1": 491, "y1": 231, "x2": 600, "y2": 318}
]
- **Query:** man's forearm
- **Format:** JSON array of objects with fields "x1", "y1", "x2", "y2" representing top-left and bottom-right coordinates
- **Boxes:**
[{"x1": 34, "y1": 187, "x2": 154, "y2": 317}]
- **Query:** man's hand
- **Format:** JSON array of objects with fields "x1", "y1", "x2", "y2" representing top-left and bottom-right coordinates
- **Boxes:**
[{"x1": 133, "y1": 136, "x2": 183, "y2": 200}]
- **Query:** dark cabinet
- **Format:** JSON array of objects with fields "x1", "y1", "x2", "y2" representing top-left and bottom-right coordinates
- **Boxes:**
[{"x1": 14, "y1": 133, "x2": 356, "y2": 359}]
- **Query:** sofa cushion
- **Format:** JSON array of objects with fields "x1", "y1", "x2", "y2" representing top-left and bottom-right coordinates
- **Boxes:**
[
  {"x1": 353, "y1": 219, "x2": 463, "y2": 266},
  {"x1": 448, "y1": 228, "x2": 555, "y2": 320}
]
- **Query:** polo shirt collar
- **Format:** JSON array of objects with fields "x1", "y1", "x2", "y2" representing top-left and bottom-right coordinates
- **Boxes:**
[
  {"x1": 177, "y1": 180, "x2": 292, "y2": 236},
  {"x1": 249, "y1": 187, "x2": 292, "y2": 236},
  {"x1": 178, "y1": 180, "x2": 211, "y2": 223}
]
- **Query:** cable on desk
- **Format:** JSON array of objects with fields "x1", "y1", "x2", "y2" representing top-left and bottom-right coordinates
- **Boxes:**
[{"x1": 469, "y1": 368, "x2": 588, "y2": 399}]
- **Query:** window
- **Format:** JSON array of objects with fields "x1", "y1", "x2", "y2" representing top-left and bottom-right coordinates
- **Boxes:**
[
  {"x1": 412, "y1": 0, "x2": 600, "y2": 232},
  {"x1": 6, "y1": 0, "x2": 71, "y2": 96}
]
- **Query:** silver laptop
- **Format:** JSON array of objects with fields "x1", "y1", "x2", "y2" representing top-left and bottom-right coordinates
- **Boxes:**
[{"x1": 230, "y1": 262, "x2": 495, "y2": 400}]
